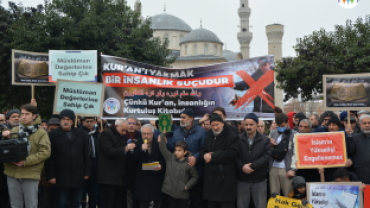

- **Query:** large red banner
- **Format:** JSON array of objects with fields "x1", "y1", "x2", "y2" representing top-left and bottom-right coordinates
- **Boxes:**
[{"x1": 295, "y1": 132, "x2": 347, "y2": 168}]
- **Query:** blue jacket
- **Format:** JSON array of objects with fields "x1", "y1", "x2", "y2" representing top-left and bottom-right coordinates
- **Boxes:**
[{"x1": 171, "y1": 124, "x2": 206, "y2": 177}]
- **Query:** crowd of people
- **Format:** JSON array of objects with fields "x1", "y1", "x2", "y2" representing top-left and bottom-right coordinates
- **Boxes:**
[{"x1": 0, "y1": 102, "x2": 370, "y2": 208}]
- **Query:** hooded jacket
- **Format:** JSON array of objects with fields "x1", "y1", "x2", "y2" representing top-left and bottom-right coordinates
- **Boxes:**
[
  {"x1": 287, "y1": 112, "x2": 296, "y2": 129},
  {"x1": 159, "y1": 136, "x2": 198, "y2": 200},
  {"x1": 269, "y1": 128, "x2": 297, "y2": 172},
  {"x1": 4, "y1": 115, "x2": 51, "y2": 180}
]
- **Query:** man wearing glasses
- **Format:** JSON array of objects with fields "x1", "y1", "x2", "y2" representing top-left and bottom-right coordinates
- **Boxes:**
[
  {"x1": 81, "y1": 117, "x2": 100, "y2": 208},
  {"x1": 125, "y1": 115, "x2": 142, "y2": 208}
]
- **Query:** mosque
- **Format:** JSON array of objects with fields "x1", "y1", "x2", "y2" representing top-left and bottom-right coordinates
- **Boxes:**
[{"x1": 134, "y1": 0, "x2": 285, "y2": 108}]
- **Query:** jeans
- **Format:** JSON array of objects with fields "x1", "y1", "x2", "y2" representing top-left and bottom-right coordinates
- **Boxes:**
[
  {"x1": 57, "y1": 187, "x2": 84, "y2": 208},
  {"x1": 7, "y1": 176, "x2": 39, "y2": 208},
  {"x1": 83, "y1": 168, "x2": 99, "y2": 208}
]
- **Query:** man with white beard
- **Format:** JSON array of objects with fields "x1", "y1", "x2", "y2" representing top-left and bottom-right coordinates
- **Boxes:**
[
  {"x1": 171, "y1": 108, "x2": 206, "y2": 208},
  {"x1": 200, "y1": 113, "x2": 239, "y2": 208}
]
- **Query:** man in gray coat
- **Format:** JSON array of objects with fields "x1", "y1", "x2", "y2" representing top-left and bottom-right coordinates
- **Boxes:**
[{"x1": 269, "y1": 113, "x2": 297, "y2": 197}]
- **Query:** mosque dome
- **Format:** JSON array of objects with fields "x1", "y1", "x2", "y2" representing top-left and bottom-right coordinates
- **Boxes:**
[
  {"x1": 150, "y1": 13, "x2": 192, "y2": 32},
  {"x1": 180, "y1": 28, "x2": 223, "y2": 44}
]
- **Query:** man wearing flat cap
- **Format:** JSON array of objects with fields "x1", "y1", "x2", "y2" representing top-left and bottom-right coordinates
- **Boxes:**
[
  {"x1": 236, "y1": 113, "x2": 272, "y2": 208},
  {"x1": 200, "y1": 113, "x2": 239, "y2": 208},
  {"x1": 230, "y1": 57, "x2": 275, "y2": 114},
  {"x1": 171, "y1": 108, "x2": 206, "y2": 208},
  {"x1": 45, "y1": 109, "x2": 90, "y2": 208}
]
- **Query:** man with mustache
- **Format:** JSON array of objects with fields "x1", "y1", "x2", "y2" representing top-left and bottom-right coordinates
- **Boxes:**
[
  {"x1": 171, "y1": 108, "x2": 206, "y2": 208},
  {"x1": 45, "y1": 109, "x2": 90, "y2": 208},
  {"x1": 236, "y1": 113, "x2": 272, "y2": 208},
  {"x1": 349, "y1": 114, "x2": 370, "y2": 185},
  {"x1": 200, "y1": 113, "x2": 239, "y2": 208}
]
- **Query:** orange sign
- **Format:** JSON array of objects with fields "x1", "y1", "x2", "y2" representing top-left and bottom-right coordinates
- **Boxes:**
[{"x1": 295, "y1": 132, "x2": 347, "y2": 168}]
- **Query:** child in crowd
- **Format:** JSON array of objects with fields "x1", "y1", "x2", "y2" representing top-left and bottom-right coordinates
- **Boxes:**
[
  {"x1": 158, "y1": 133, "x2": 198, "y2": 208},
  {"x1": 288, "y1": 176, "x2": 307, "y2": 200}
]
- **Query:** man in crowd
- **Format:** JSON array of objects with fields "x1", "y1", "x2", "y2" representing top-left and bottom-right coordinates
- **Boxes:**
[
  {"x1": 47, "y1": 118, "x2": 60, "y2": 132},
  {"x1": 269, "y1": 113, "x2": 296, "y2": 197},
  {"x1": 198, "y1": 107, "x2": 239, "y2": 134},
  {"x1": 40, "y1": 119, "x2": 48, "y2": 131},
  {"x1": 358, "y1": 110, "x2": 370, "y2": 119},
  {"x1": 309, "y1": 114, "x2": 320, "y2": 130},
  {"x1": 39, "y1": 119, "x2": 60, "y2": 208},
  {"x1": 257, "y1": 120, "x2": 265, "y2": 135},
  {"x1": 132, "y1": 124, "x2": 164, "y2": 208},
  {"x1": 287, "y1": 119, "x2": 319, "y2": 182},
  {"x1": 293, "y1": 113, "x2": 307, "y2": 132},
  {"x1": 98, "y1": 119, "x2": 135, "y2": 208},
  {"x1": 126, "y1": 115, "x2": 142, "y2": 208},
  {"x1": 236, "y1": 113, "x2": 272, "y2": 208},
  {"x1": 46, "y1": 109, "x2": 90, "y2": 208},
  {"x1": 81, "y1": 117, "x2": 100, "y2": 208},
  {"x1": 2, "y1": 104, "x2": 51, "y2": 208},
  {"x1": 315, "y1": 111, "x2": 337, "y2": 132},
  {"x1": 6, "y1": 109, "x2": 20, "y2": 128},
  {"x1": 204, "y1": 120, "x2": 211, "y2": 131},
  {"x1": 0, "y1": 113, "x2": 10, "y2": 208},
  {"x1": 201, "y1": 113, "x2": 239, "y2": 208},
  {"x1": 236, "y1": 120, "x2": 244, "y2": 133},
  {"x1": 172, "y1": 108, "x2": 206, "y2": 208},
  {"x1": 349, "y1": 114, "x2": 370, "y2": 185},
  {"x1": 344, "y1": 116, "x2": 360, "y2": 134},
  {"x1": 0, "y1": 114, "x2": 5, "y2": 125},
  {"x1": 135, "y1": 120, "x2": 142, "y2": 132}
]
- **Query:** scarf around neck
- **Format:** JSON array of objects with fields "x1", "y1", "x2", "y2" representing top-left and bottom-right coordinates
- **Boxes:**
[{"x1": 19, "y1": 123, "x2": 40, "y2": 153}]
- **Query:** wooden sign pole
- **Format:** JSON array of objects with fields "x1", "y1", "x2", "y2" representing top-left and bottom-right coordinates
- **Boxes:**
[
  {"x1": 75, "y1": 115, "x2": 78, "y2": 127},
  {"x1": 31, "y1": 85, "x2": 35, "y2": 100},
  {"x1": 347, "y1": 110, "x2": 351, "y2": 125},
  {"x1": 320, "y1": 172, "x2": 325, "y2": 182}
]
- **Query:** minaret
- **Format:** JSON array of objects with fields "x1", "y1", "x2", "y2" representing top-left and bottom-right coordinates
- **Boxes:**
[
  {"x1": 134, "y1": 0, "x2": 144, "y2": 21},
  {"x1": 266, "y1": 24, "x2": 284, "y2": 108},
  {"x1": 237, "y1": 0, "x2": 253, "y2": 59}
]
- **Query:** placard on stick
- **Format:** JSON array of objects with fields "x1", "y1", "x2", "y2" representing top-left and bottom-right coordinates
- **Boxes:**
[
  {"x1": 323, "y1": 73, "x2": 370, "y2": 110},
  {"x1": 12, "y1": 49, "x2": 52, "y2": 86},
  {"x1": 158, "y1": 114, "x2": 172, "y2": 133},
  {"x1": 53, "y1": 80, "x2": 105, "y2": 117}
]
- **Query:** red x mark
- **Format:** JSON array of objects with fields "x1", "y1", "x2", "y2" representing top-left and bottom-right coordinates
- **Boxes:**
[{"x1": 234, "y1": 70, "x2": 275, "y2": 110}]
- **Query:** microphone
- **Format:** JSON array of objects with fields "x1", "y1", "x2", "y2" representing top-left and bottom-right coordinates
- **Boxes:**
[{"x1": 127, "y1": 139, "x2": 134, "y2": 153}]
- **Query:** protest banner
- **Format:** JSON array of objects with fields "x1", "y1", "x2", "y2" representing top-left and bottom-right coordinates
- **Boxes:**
[
  {"x1": 307, "y1": 182, "x2": 363, "y2": 208},
  {"x1": 294, "y1": 132, "x2": 347, "y2": 169},
  {"x1": 323, "y1": 73, "x2": 370, "y2": 110},
  {"x1": 53, "y1": 80, "x2": 105, "y2": 117},
  {"x1": 101, "y1": 54, "x2": 275, "y2": 119},
  {"x1": 267, "y1": 195, "x2": 313, "y2": 208},
  {"x1": 364, "y1": 185, "x2": 370, "y2": 208},
  {"x1": 12, "y1": 49, "x2": 52, "y2": 86},
  {"x1": 49, "y1": 50, "x2": 97, "y2": 82},
  {"x1": 158, "y1": 113, "x2": 172, "y2": 133}
]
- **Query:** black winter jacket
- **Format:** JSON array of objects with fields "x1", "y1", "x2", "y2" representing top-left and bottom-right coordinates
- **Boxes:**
[
  {"x1": 236, "y1": 131, "x2": 272, "y2": 183},
  {"x1": 46, "y1": 127, "x2": 90, "y2": 188},
  {"x1": 200, "y1": 125, "x2": 239, "y2": 202}
]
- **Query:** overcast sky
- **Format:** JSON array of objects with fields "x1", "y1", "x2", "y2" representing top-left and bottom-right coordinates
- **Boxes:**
[{"x1": 2, "y1": 0, "x2": 369, "y2": 58}]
